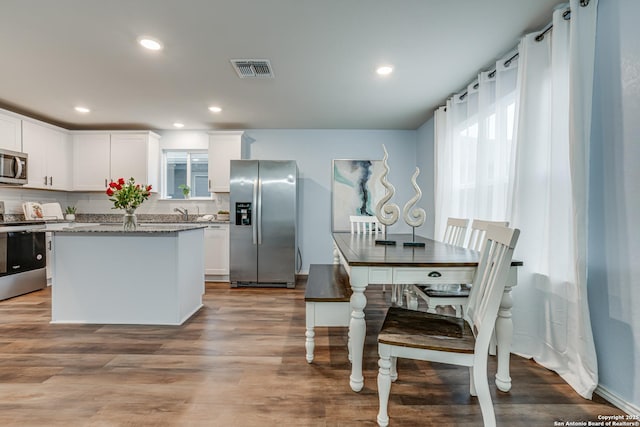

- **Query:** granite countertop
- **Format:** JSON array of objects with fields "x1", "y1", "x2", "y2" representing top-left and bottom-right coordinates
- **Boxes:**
[
  {"x1": 52, "y1": 223, "x2": 207, "y2": 235},
  {"x1": 73, "y1": 213, "x2": 230, "y2": 224},
  {"x1": 3, "y1": 213, "x2": 229, "y2": 225}
]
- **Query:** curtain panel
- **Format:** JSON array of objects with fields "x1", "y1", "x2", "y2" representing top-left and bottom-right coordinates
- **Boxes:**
[
  {"x1": 433, "y1": 56, "x2": 518, "y2": 240},
  {"x1": 434, "y1": 0, "x2": 599, "y2": 398},
  {"x1": 508, "y1": 0, "x2": 598, "y2": 398}
]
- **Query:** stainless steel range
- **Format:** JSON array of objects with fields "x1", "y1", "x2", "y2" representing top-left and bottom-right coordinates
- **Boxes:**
[{"x1": 0, "y1": 221, "x2": 47, "y2": 300}]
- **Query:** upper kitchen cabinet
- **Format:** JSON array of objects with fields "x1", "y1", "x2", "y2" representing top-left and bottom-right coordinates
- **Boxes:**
[
  {"x1": 72, "y1": 133, "x2": 110, "y2": 191},
  {"x1": 0, "y1": 110, "x2": 22, "y2": 152},
  {"x1": 22, "y1": 121, "x2": 72, "y2": 190},
  {"x1": 110, "y1": 133, "x2": 159, "y2": 191},
  {"x1": 208, "y1": 131, "x2": 243, "y2": 193},
  {"x1": 72, "y1": 131, "x2": 160, "y2": 191}
]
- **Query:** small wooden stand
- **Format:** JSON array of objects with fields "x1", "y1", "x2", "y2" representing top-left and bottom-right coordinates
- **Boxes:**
[
  {"x1": 403, "y1": 227, "x2": 425, "y2": 247},
  {"x1": 375, "y1": 230, "x2": 396, "y2": 246}
]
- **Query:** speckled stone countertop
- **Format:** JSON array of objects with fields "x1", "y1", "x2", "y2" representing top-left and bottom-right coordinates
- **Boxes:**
[
  {"x1": 51, "y1": 223, "x2": 207, "y2": 235},
  {"x1": 74, "y1": 213, "x2": 229, "y2": 224},
  {"x1": 3, "y1": 213, "x2": 229, "y2": 225}
]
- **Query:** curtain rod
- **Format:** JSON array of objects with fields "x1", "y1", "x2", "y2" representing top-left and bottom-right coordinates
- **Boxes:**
[{"x1": 457, "y1": 1, "x2": 589, "y2": 102}]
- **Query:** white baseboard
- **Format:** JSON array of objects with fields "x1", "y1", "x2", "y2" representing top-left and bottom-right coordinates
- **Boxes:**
[{"x1": 595, "y1": 384, "x2": 640, "y2": 415}]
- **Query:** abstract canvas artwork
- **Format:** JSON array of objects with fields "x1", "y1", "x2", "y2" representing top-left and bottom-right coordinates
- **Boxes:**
[{"x1": 331, "y1": 159, "x2": 385, "y2": 232}]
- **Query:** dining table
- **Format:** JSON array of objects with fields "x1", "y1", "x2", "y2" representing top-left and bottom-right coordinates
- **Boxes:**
[{"x1": 332, "y1": 232, "x2": 522, "y2": 393}]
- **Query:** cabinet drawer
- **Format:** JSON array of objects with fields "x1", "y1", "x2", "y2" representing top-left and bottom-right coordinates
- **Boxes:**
[{"x1": 392, "y1": 267, "x2": 475, "y2": 284}]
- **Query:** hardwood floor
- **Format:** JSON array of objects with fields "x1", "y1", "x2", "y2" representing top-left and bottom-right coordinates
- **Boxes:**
[{"x1": 0, "y1": 279, "x2": 624, "y2": 426}]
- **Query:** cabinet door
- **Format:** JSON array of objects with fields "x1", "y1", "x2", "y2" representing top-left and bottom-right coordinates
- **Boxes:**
[
  {"x1": 204, "y1": 224, "x2": 229, "y2": 276},
  {"x1": 21, "y1": 121, "x2": 48, "y2": 188},
  {"x1": 46, "y1": 131, "x2": 71, "y2": 190},
  {"x1": 73, "y1": 133, "x2": 111, "y2": 190},
  {"x1": 0, "y1": 112, "x2": 22, "y2": 151},
  {"x1": 208, "y1": 131, "x2": 243, "y2": 193},
  {"x1": 110, "y1": 133, "x2": 149, "y2": 185},
  {"x1": 18, "y1": 121, "x2": 71, "y2": 190}
]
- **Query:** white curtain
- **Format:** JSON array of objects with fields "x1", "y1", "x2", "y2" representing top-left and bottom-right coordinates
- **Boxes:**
[
  {"x1": 434, "y1": 54, "x2": 518, "y2": 240},
  {"x1": 507, "y1": 0, "x2": 598, "y2": 398}
]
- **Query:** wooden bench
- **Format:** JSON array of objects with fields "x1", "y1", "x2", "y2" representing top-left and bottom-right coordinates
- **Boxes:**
[{"x1": 305, "y1": 264, "x2": 352, "y2": 363}]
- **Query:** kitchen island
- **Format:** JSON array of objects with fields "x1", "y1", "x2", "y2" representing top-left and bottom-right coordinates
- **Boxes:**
[{"x1": 50, "y1": 224, "x2": 206, "y2": 325}]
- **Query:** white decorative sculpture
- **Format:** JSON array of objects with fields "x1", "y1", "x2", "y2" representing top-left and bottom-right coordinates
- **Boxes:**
[
  {"x1": 375, "y1": 145, "x2": 400, "y2": 245},
  {"x1": 402, "y1": 167, "x2": 426, "y2": 227},
  {"x1": 375, "y1": 145, "x2": 400, "y2": 226},
  {"x1": 402, "y1": 167, "x2": 426, "y2": 247}
]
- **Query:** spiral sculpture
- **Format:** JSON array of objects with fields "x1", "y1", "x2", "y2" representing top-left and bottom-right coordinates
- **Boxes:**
[
  {"x1": 375, "y1": 145, "x2": 400, "y2": 226},
  {"x1": 402, "y1": 167, "x2": 426, "y2": 227}
]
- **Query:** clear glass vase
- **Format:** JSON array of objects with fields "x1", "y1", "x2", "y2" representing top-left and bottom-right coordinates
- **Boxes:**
[{"x1": 123, "y1": 208, "x2": 137, "y2": 231}]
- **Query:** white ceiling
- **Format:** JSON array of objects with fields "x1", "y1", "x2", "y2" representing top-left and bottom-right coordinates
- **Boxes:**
[{"x1": 0, "y1": 0, "x2": 561, "y2": 131}]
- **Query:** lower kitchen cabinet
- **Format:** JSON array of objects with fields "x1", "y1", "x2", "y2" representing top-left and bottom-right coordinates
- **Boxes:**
[
  {"x1": 45, "y1": 223, "x2": 71, "y2": 283},
  {"x1": 204, "y1": 223, "x2": 229, "y2": 280}
]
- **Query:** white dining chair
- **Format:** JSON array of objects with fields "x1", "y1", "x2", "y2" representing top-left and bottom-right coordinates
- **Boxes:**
[
  {"x1": 349, "y1": 215, "x2": 384, "y2": 236},
  {"x1": 404, "y1": 217, "x2": 470, "y2": 311},
  {"x1": 442, "y1": 217, "x2": 470, "y2": 246},
  {"x1": 349, "y1": 215, "x2": 390, "y2": 293},
  {"x1": 414, "y1": 219, "x2": 508, "y2": 318},
  {"x1": 467, "y1": 219, "x2": 510, "y2": 251},
  {"x1": 376, "y1": 225, "x2": 520, "y2": 427}
]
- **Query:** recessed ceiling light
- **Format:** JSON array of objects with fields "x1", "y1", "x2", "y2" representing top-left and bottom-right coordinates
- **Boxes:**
[
  {"x1": 208, "y1": 106, "x2": 222, "y2": 113},
  {"x1": 173, "y1": 122, "x2": 184, "y2": 128},
  {"x1": 138, "y1": 37, "x2": 163, "y2": 51},
  {"x1": 376, "y1": 65, "x2": 394, "y2": 76},
  {"x1": 74, "y1": 106, "x2": 90, "y2": 113}
]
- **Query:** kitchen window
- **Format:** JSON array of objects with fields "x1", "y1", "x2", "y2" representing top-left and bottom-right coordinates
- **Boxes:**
[{"x1": 162, "y1": 150, "x2": 209, "y2": 199}]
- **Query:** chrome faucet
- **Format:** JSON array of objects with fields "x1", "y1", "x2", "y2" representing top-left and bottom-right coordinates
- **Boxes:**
[{"x1": 174, "y1": 207, "x2": 188, "y2": 221}]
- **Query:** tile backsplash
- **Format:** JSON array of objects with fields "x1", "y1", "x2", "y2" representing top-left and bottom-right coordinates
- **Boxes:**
[{"x1": 0, "y1": 187, "x2": 229, "y2": 219}]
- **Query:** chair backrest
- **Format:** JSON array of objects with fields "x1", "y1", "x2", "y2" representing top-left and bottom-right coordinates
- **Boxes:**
[
  {"x1": 442, "y1": 217, "x2": 469, "y2": 246},
  {"x1": 349, "y1": 215, "x2": 385, "y2": 235},
  {"x1": 465, "y1": 224, "x2": 519, "y2": 353},
  {"x1": 467, "y1": 219, "x2": 510, "y2": 251}
]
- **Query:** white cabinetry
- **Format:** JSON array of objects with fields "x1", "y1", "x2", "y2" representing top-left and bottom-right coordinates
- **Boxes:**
[
  {"x1": 22, "y1": 121, "x2": 72, "y2": 190},
  {"x1": 0, "y1": 111, "x2": 22, "y2": 151},
  {"x1": 72, "y1": 133, "x2": 111, "y2": 190},
  {"x1": 73, "y1": 131, "x2": 160, "y2": 191},
  {"x1": 208, "y1": 131, "x2": 243, "y2": 193},
  {"x1": 204, "y1": 223, "x2": 229, "y2": 280},
  {"x1": 45, "y1": 222, "x2": 71, "y2": 283}
]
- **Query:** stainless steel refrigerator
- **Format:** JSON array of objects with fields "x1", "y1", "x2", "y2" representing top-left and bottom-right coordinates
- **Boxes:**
[{"x1": 229, "y1": 160, "x2": 298, "y2": 288}]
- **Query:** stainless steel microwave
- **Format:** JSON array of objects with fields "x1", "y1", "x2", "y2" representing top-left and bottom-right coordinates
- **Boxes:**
[{"x1": 0, "y1": 148, "x2": 28, "y2": 185}]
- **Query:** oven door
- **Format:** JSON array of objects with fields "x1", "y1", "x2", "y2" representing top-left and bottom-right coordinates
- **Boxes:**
[
  {"x1": 3, "y1": 231, "x2": 45, "y2": 276},
  {"x1": 0, "y1": 233, "x2": 6, "y2": 274}
]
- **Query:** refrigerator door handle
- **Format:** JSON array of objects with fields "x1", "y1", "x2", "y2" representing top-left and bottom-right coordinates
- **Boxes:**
[
  {"x1": 252, "y1": 178, "x2": 258, "y2": 244},
  {"x1": 257, "y1": 177, "x2": 263, "y2": 245}
]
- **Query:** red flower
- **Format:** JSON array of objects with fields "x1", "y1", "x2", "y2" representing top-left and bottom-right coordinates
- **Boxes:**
[
  {"x1": 106, "y1": 177, "x2": 150, "y2": 211},
  {"x1": 146, "y1": 185, "x2": 152, "y2": 191}
]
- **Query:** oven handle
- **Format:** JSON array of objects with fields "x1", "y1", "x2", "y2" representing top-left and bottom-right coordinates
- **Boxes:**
[{"x1": 14, "y1": 156, "x2": 23, "y2": 179}]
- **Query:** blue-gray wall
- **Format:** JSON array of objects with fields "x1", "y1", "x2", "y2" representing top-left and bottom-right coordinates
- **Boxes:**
[
  {"x1": 416, "y1": 117, "x2": 436, "y2": 239},
  {"x1": 243, "y1": 129, "x2": 419, "y2": 272},
  {"x1": 588, "y1": 0, "x2": 640, "y2": 409}
]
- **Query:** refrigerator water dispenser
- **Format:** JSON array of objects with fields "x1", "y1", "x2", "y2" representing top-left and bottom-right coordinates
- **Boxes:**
[{"x1": 235, "y1": 202, "x2": 252, "y2": 226}]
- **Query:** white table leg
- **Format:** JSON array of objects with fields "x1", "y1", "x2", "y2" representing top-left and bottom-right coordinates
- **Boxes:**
[
  {"x1": 305, "y1": 302, "x2": 315, "y2": 363},
  {"x1": 348, "y1": 268, "x2": 368, "y2": 392},
  {"x1": 495, "y1": 283, "x2": 514, "y2": 392}
]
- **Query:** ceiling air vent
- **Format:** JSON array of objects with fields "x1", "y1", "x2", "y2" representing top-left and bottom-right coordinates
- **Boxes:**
[{"x1": 230, "y1": 59, "x2": 274, "y2": 78}]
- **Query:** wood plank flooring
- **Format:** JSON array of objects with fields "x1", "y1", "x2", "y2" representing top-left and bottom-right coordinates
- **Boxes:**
[{"x1": 0, "y1": 279, "x2": 625, "y2": 426}]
